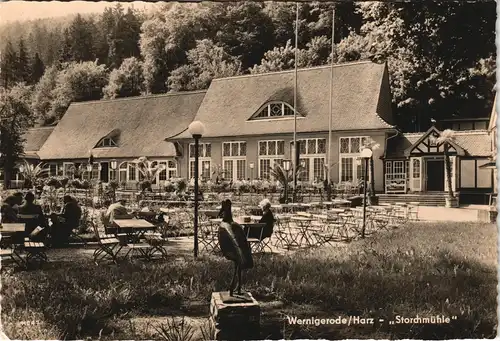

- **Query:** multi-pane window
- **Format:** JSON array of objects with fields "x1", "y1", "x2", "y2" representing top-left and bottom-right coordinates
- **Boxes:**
[
  {"x1": 339, "y1": 136, "x2": 369, "y2": 182},
  {"x1": 254, "y1": 102, "x2": 297, "y2": 119},
  {"x1": 158, "y1": 160, "x2": 177, "y2": 181},
  {"x1": 119, "y1": 162, "x2": 127, "y2": 183},
  {"x1": 189, "y1": 143, "x2": 212, "y2": 180},
  {"x1": 96, "y1": 137, "x2": 117, "y2": 148},
  {"x1": 258, "y1": 140, "x2": 285, "y2": 179},
  {"x1": 295, "y1": 138, "x2": 327, "y2": 182},
  {"x1": 128, "y1": 163, "x2": 136, "y2": 181},
  {"x1": 222, "y1": 141, "x2": 247, "y2": 181}
]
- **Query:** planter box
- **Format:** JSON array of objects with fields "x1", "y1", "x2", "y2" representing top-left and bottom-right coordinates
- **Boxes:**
[{"x1": 445, "y1": 196, "x2": 459, "y2": 208}]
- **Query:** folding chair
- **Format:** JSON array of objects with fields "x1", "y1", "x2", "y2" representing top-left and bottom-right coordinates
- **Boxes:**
[
  {"x1": 199, "y1": 221, "x2": 220, "y2": 254},
  {"x1": 144, "y1": 232, "x2": 168, "y2": 259},
  {"x1": 245, "y1": 223, "x2": 272, "y2": 253},
  {"x1": 92, "y1": 222, "x2": 124, "y2": 265},
  {"x1": 0, "y1": 247, "x2": 26, "y2": 270},
  {"x1": 407, "y1": 202, "x2": 420, "y2": 221}
]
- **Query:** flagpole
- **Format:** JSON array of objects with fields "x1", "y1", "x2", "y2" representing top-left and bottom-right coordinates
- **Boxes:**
[
  {"x1": 293, "y1": 2, "x2": 299, "y2": 202},
  {"x1": 327, "y1": 7, "x2": 335, "y2": 184}
]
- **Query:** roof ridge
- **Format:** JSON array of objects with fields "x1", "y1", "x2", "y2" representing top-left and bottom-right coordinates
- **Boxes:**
[
  {"x1": 212, "y1": 60, "x2": 379, "y2": 82},
  {"x1": 27, "y1": 127, "x2": 54, "y2": 130},
  {"x1": 69, "y1": 90, "x2": 207, "y2": 106}
]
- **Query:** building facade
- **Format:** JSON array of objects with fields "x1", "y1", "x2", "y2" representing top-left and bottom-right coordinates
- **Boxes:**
[{"x1": 10, "y1": 60, "x2": 494, "y2": 204}]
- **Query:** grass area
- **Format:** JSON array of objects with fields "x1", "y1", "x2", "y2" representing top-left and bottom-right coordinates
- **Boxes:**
[{"x1": 1, "y1": 221, "x2": 497, "y2": 340}]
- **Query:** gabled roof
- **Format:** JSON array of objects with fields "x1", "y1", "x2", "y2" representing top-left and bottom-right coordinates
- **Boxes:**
[
  {"x1": 404, "y1": 126, "x2": 466, "y2": 157},
  {"x1": 386, "y1": 130, "x2": 492, "y2": 158},
  {"x1": 22, "y1": 127, "x2": 54, "y2": 159},
  {"x1": 38, "y1": 91, "x2": 206, "y2": 160},
  {"x1": 170, "y1": 60, "x2": 394, "y2": 139}
]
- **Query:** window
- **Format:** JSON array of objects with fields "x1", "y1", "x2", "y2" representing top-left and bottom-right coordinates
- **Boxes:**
[
  {"x1": 96, "y1": 137, "x2": 117, "y2": 148},
  {"x1": 253, "y1": 102, "x2": 298, "y2": 119},
  {"x1": 222, "y1": 141, "x2": 247, "y2": 181},
  {"x1": 339, "y1": 136, "x2": 368, "y2": 183},
  {"x1": 258, "y1": 140, "x2": 285, "y2": 179},
  {"x1": 189, "y1": 143, "x2": 212, "y2": 179},
  {"x1": 128, "y1": 163, "x2": 136, "y2": 181},
  {"x1": 158, "y1": 160, "x2": 177, "y2": 182},
  {"x1": 119, "y1": 162, "x2": 127, "y2": 183},
  {"x1": 295, "y1": 138, "x2": 327, "y2": 182}
]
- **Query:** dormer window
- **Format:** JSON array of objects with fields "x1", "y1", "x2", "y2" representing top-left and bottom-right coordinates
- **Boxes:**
[
  {"x1": 251, "y1": 102, "x2": 300, "y2": 120},
  {"x1": 96, "y1": 137, "x2": 117, "y2": 148}
]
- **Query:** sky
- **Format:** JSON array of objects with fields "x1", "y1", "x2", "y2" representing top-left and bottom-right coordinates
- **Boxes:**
[{"x1": 0, "y1": 1, "x2": 160, "y2": 24}]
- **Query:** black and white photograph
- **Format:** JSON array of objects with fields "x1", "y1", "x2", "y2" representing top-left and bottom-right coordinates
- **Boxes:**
[{"x1": 0, "y1": 0, "x2": 497, "y2": 339}]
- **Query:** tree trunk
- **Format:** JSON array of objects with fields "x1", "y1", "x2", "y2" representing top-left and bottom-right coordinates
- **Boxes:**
[
  {"x1": 444, "y1": 144, "x2": 454, "y2": 198},
  {"x1": 3, "y1": 167, "x2": 11, "y2": 189}
]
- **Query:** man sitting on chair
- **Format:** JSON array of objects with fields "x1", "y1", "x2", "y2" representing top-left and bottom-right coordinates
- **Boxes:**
[
  {"x1": 18, "y1": 192, "x2": 48, "y2": 240},
  {"x1": 1, "y1": 196, "x2": 20, "y2": 223},
  {"x1": 105, "y1": 199, "x2": 133, "y2": 224},
  {"x1": 49, "y1": 195, "x2": 82, "y2": 247}
]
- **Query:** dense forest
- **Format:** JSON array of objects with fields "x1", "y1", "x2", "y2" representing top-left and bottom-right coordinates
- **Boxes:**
[{"x1": 0, "y1": 1, "x2": 496, "y2": 134}]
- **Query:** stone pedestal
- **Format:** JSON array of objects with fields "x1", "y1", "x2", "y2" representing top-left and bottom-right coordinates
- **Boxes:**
[{"x1": 210, "y1": 291, "x2": 260, "y2": 340}]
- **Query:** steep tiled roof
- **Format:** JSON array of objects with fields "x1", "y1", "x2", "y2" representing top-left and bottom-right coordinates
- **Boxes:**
[
  {"x1": 386, "y1": 130, "x2": 492, "y2": 158},
  {"x1": 38, "y1": 91, "x2": 206, "y2": 160},
  {"x1": 170, "y1": 60, "x2": 394, "y2": 139}
]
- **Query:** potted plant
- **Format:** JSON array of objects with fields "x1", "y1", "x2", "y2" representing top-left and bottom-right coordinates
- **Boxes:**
[
  {"x1": 17, "y1": 160, "x2": 48, "y2": 190},
  {"x1": 436, "y1": 129, "x2": 459, "y2": 208}
]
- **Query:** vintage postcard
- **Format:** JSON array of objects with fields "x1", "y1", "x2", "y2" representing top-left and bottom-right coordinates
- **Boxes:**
[{"x1": 0, "y1": 0, "x2": 497, "y2": 340}]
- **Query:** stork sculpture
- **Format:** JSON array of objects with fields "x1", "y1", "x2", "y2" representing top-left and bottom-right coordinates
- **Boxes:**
[{"x1": 218, "y1": 199, "x2": 254, "y2": 298}]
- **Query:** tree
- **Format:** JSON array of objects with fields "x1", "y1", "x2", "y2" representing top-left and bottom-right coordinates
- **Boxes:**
[
  {"x1": 168, "y1": 39, "x2": 242, "y2": 91},
  {"x1": 103, "y1": 57, "x2": 144, "y2": 99},
  {"x1": 50, "y1": 61, "x2": 109, "y2": 119},
  {"x1": 0, "y1": 85, "x2": 35, "y2": 189},
  {"x1": 436, "y1": 129, "x2": 457, "y2": 205},
  {"x1": 17, "y1": 38, "x2": 31, "y2": 83},
  {"x1": 68, "y1": 15, "x2": 96, "y2": 62},
  {"x1": 1, "y1": 40, "x2": 18, "y2": 88},
  {"x1": 31, "y1": 65, "x2": 59, "y2": 124},
  {"x1": 30, "y1": 52, "x2": 45, "y2": 84}
]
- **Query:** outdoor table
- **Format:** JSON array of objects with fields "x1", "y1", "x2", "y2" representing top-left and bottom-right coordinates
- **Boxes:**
[
  {"x1": 291, "y1": 216, "x2": 316, "y2": 247},
  {"x1": 0, "y1": 223, "x2": 26, "y2": 248},
  {"x1": 113, "y1": 219, "x2": 155, "y2": 241},
  {"x1": 160, "y1": 208, "x2": 178, "y2": 214},
  {"x1": 210, "y1": 218, "x2": 223, "y2": 223},
  {"x1": 330, "y1": 208, "x2": 347, "y2": 213},
  {"x1": 0, "y1": 223, "x2": 26, "y2": 234}
]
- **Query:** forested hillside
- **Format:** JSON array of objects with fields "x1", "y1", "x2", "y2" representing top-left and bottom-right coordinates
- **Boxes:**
[{"x1": 0, "y1": 1, "x2": 495, "y2": 133}]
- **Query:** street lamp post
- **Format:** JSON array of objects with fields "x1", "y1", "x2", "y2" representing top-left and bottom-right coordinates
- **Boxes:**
[
  {"x1": 188, "y1": 120, "x2": 206, "y2": 259},
  {"x1": 360, "y1": 147, "x2": 373, "y2": 239},
  {"x1": 249, "y1": 162, "x2": 255, "y2": 181},
  {"x1": 282, "y1": 159, "x2": 291, "y2": 203},
  {"x1": 110, "y1": 160, "x2": 118, "y2": 202}
]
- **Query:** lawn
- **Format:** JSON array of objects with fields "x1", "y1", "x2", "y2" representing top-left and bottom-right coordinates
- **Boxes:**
[{"x1": 1, "y1": 221, "x2": 497, "y2": 340}]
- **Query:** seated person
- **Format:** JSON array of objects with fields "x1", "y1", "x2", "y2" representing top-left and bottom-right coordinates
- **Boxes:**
[
  {"x1": 245, "y1": 199, "x2": 275, "y2": 239},
  {"x1": 17, "y1": 192, "x2": 48, "y2": 239},
  {"x1": 105, "y1": 199, "x2": 134, "y2": 224},
  {"x1": 1, "y1": 195, "x2": 20, "y2": 223},
  {"x1": 49, "y1": 195, "x2": 82, "y2": 246}
]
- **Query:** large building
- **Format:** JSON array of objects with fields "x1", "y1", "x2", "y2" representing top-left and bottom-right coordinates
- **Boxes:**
[{"x1": 11, "y1": 60, "x2": 496, "y2": 204}]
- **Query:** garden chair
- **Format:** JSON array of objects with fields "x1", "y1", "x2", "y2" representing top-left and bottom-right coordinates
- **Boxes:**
[
  {"x1": 272, "y1": 216, "x2": 290, "y2": 248},
  {"x1": 124, "y1": 237, "x2": 155, "y2": 261},
  {"x1": 0, "y1": 247, "x2": 26, "y2": 270},
  {"x1": 245, "y1": 223, "x2": 272, "y2": 253},
  {"x1": 144, "y1": 232, "x2": 168, "y2": 259},
  {"x1": 199, "y1": 221, "x2": 220, "y2": 254},
  {"x1": 91, "y1": 221, "x2": 124, "y2": 265},
  {"x1": 407, "y1": 202, "x2": 420, "y2": 221}
]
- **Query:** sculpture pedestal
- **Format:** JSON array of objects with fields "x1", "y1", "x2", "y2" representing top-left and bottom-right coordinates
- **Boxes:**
[{"x1": 210, "y1": 291, "x2": 260, "y2": 340}]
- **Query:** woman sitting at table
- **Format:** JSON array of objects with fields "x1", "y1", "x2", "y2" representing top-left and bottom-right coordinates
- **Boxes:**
[{"x1": 245, "y1": 199, "x2": 274, "y2": 239}]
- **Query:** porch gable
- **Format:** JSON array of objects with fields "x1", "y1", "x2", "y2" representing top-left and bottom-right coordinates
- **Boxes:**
[{"x1": 403, "y1": 126, "x2": 465, "y2": 157}]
